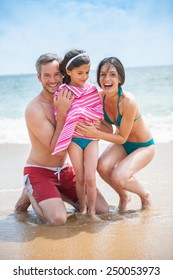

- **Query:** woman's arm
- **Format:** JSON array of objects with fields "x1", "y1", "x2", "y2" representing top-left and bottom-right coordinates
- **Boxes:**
[
  {"x1": 100, "y1": 119, "x2": 113, "y2": 134},
  {"x1": 76, "y1": 97, "x2": 137, "y2": 144}
]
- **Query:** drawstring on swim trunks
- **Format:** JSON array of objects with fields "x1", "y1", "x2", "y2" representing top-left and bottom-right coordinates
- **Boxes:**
[{"x1": 54, "y1": 164, "x2": 68, "y2": 181}]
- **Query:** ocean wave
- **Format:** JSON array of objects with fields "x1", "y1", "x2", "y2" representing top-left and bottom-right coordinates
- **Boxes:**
[
  {"x1": 144, "y1": 113, "x2": 173, "y2": 143},
  {"x1": 0, "y1": 188, "x2": 21, "y2": 193},
  {"x1": 0, "y1": 117, "x2": 29, "y2": 144},
  {"x1": 0, "y1": 113, "x2": 173, "y2": 144}
]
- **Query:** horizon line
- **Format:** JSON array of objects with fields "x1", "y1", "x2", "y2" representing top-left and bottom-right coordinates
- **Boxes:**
[{"x1": 0, "y1": 63, "x2": 173, "y2": 77}]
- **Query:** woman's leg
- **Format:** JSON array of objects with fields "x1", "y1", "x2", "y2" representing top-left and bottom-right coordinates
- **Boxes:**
[
  {"x1": 97, "y1": 143, "x2": 131, "y2": 212},
  {"x1": 111, "y1": 145, "x2": 155, "y2": 209},
  {"x1": 68, "y1": 142, "x2": 86, "y2": 214},
  {"x1": 84, "y1": 141, "x2": 99, "y2": 217}
]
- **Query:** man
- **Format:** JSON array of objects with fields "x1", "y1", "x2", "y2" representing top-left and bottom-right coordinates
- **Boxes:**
[{"x1": 15, "y1": 53, "x2": 109, "y2": 225}]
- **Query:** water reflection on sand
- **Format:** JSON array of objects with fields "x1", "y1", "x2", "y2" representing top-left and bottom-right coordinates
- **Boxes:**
[{"x1": 0, "y1": 206, "x2": 173, "y2": 260}]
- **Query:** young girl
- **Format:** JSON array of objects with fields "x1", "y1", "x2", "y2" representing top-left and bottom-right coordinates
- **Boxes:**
[
  {"x1": 77, "y1": 57, "x2": 155, "y2": 212},
  {"x1": 52, "y1": 49, "x2": 104, "y2": 218}
]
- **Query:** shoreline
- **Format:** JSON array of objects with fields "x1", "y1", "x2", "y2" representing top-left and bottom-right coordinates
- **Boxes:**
[{"x1": 0, "y1": 143, "x2": 173, "y2": 260}]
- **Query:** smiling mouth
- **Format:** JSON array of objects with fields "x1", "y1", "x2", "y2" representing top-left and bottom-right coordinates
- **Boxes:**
[
  {"x1": 49, "y1": 84, "x2": 59, "y2": 89},
  {"x1": 104, "y1": 83, "x2": 112, "y2": 89}
]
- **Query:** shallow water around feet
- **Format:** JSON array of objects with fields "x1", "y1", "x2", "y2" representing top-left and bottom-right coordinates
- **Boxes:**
[{"x1": 0, "y1": 206, "x2": 173, "y2": 260}]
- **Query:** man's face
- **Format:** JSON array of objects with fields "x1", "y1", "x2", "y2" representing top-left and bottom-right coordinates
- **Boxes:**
[{"x1": 38, "y1": 60, "x2": 63, "y2": 95}]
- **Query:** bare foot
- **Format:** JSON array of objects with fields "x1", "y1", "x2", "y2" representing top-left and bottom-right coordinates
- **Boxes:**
[
  {"x1": 87, "y1": 214, "x2": 102, "y2": 221},
  {"x1": 75, "y1": 213, "x2": 87, "y2": 220},
  {"x1": 15, "y1": 187, "x2": 31, "y2": 212},
  {"x1": 141, "y1": 191, "x2": 152, "y2": 209},
  {"x1": 80, "y1": 206, "x2": 87, "y2": 215},
  {"x1": 118, "y1": 195, "x2": 131, "y2": 213}
]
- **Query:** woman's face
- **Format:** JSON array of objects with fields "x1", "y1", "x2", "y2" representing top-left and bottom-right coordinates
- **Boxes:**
[{"x1": 99, "y1": 64, "x2": 121, "y2": 94}]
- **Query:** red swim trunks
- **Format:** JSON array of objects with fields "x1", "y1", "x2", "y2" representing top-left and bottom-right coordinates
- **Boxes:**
[{"x1": 24, "y1": 164, "x2": 78, "y2": 203}]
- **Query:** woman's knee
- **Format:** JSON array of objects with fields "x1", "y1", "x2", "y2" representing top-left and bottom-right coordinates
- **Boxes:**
[
  {"x1": 97, "y1": 158, "x2": 109, "y2": 175},
  {"x1": 111, "y1": 169, "x2": 127, "y2": 188}
]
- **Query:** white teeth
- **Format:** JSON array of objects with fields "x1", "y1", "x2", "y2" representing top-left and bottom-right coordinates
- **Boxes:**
[{"x1": 104, "y1": 84, "x2": 112, "y2": 86}]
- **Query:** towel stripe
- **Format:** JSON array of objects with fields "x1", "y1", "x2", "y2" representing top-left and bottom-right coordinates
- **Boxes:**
[{"x1": 52, "y1": 83, "x2": 103, "y2": 154}]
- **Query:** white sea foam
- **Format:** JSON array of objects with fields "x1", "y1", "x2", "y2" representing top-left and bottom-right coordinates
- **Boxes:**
[
  {"x1": 0, "y1": 117, "x2": 29, "y2": 144},
  {"x1": 0, "y1": 66, "x2": 173, "y2": 144},
  {"x1": 0, "y1": 113, "x2": 173, "y2": 144},
  {"x1": 146, "y1": 113, "x2": 173, "y2": 143}
]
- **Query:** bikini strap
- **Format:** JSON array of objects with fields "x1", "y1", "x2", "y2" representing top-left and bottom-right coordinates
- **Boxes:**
[
  {"x1": 118, "y1": 86, "x2": 123, "y2": 96},
  {"x1": 117, "y1": 87, "x2": 123, "y2": 113}
]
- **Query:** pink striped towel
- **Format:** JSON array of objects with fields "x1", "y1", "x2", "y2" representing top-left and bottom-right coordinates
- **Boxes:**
[{"x1": 52, "y1": 83, "x2": 103, "y2": 155}]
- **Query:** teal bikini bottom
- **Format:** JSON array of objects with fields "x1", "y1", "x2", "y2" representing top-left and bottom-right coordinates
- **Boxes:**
[
  {"x1": 122, "y1": 138, "x2": 155, "y2": 155},
  {"x1": 71, "y1": 137, "x2": 93, "y2": 150}
]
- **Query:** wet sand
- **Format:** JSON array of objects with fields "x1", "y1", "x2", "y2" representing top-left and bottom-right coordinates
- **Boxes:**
[{"x1": 0, "y1": 143, "x2": 173, "y2": 260}]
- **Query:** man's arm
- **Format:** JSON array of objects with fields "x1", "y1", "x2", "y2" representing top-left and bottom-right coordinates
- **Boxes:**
[
  {"x1": 51, "y1": 89, "x2": 75, "y2": 149},
  {"x1": 26, "y1": 89, "x2": 74, "y2": 153}
]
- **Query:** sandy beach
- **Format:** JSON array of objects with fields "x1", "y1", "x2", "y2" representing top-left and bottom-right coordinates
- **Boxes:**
[{"x1": 0, "y1": 142, "x2": 173, "y2": 260}]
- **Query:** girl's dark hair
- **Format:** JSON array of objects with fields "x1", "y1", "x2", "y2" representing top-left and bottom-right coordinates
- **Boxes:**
[
  {"x1": 59, "y1": 49, "x2": 90, "y2": 84},
  {"x1": 97, "y1": 57, "x2": 125, "y2": 87}
]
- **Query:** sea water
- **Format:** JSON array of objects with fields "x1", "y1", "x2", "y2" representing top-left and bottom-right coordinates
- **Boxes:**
[{"x1": 0, "y1": 65, "x2": 173, "y2": 144}]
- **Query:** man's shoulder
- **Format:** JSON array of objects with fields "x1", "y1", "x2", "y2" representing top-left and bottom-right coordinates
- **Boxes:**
[{"x1": 25, "y1": 95, "x2": 43, "y2": 115}]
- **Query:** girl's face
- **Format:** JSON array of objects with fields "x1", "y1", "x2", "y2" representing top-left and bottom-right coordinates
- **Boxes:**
[
  {"x1": 67, "y1": 64, "x2": 90, "y2": 87},
  {"x1": 99, "y1": 64, "x2": 121, "y2": 94}
]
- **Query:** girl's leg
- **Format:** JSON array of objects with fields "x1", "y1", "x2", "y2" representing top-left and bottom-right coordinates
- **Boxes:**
[
  {"x1": 111, "y1": 145, "x2": 155, "y2": 209},
  {"x1": 68, "y1": 142, "x2": 86, "y2": 214},
  {"x1": 97, "y1": 143, "x2": 131, "y2": 212},
  {"x1": 84, "y1": 141, "x2": 99, "y2": 217}
]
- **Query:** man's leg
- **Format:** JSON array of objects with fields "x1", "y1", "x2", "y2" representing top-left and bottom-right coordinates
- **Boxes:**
[
  {"x1": 95, "y1": 189, "x2": 109, "y2": 214},
  {"x1": 15, "y1": 186, "x2": 67, "y2": 225},
  {"x1": 15, "y1": 186, "x2": 30, "y2": 211},
  {"x1": 29, "y1": 193, "x2": 67, "y2": 225}
]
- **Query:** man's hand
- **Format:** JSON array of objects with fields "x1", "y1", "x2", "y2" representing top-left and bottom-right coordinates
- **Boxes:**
[{"x1": 54, "y1": 88, "x2": 75, "y2": 116}]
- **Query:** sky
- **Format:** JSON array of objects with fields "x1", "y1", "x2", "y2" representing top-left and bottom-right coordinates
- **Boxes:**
[{"x1": 0, "y1": 0, "x2": 173, "y2": 75}]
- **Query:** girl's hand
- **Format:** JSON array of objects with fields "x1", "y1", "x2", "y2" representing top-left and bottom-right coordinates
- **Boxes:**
[{"x1": 76, "y1": 121, "x2": 99, "y2": 138}]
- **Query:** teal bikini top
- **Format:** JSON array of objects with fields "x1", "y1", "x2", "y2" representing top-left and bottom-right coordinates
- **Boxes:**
[{"x1": 103, "y1": 87, "x2": 141, "y2": 126}]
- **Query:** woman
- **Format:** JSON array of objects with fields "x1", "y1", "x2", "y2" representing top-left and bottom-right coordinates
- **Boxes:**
[{"x1": 77, "y1": 57, "x2": 155, "y2": 212}]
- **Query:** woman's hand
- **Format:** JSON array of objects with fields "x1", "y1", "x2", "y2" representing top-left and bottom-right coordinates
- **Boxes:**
[
  {"x1": 76, "y1": 121, "x2": 99, "y2": 138},
  {"x1": 93, "y1": 119, "x2": 101, "y2": 130}
]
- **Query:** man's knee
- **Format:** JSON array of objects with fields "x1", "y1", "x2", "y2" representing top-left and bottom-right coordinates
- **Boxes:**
[
  {"x1": 38, "y1": 198, "x2": 68, "y2": 226},
  {"x1": 47, "y1": 213, "x2": 67, "y2": 226}
]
